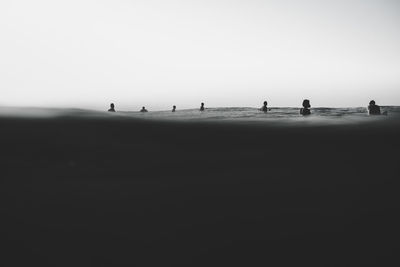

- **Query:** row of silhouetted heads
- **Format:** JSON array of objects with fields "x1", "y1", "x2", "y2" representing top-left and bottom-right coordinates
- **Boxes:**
[{"x1": 107, "y1": 100, "x2": 384, "y2": 115}]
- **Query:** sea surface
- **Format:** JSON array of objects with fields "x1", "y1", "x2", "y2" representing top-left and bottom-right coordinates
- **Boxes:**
[
  {"x1": 122, "y1": 106, "x2": 399, "y2": 120},
  {"x1": 1, "y1": 106, "x2": 399, "y2": 124}
]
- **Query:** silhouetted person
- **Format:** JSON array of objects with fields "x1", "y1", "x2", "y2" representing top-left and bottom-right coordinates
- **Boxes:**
[
  {"x1": 172, "y1": 105, "x2": 176, "y2": 112},
  {"x1": 300, "y1": 99, "x2": 311, "y2": 115},
  {"x1": 260, "y1": 101, "x2": 269, "y2": 112},
  {"x1": 140, "y1": 106, "x2": 148, "y2": 112},
  {"x1": 368, "y1": 100, "x2": 381, "y2": 115},
  {"x1": 108, "y1": 103, "x2": 115, "y2": 112},
  {"x1": 200, "y1": 103, "x2": 205, "y2": 111}
]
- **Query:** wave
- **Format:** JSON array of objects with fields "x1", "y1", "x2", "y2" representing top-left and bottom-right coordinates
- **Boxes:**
[{"x1": 1, "y1": 106, "x2": 399, "y2": 122}]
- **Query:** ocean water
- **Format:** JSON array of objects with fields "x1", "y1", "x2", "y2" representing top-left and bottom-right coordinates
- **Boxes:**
[
  {"x1": 1, "y1": 106, "x2": 399, "y2": 124},
  {"x1": 119, "y1": 106, "x2": 400, "y2": 123}
]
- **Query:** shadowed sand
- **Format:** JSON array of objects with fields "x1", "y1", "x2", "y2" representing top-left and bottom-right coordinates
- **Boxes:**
[{"x1": 1, "y1": 109, "x2": 399, "y2": 266}]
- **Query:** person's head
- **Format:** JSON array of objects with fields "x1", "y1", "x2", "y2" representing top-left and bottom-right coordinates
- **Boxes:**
[
  {"x1": 369, "y1": 100, "x2": 376, "y2": 105},
  {"x1": 302, "y1": 99, "x2": 310, "y2": 108},
  {"x1": 110, "y1": 103, "x2": 114, "y2": 109},
  {"x1": 263, "y1": 101, "x2": 267, "y2": 106},
  {"x1": 173, "y1": 105, "x2": 176, "y2": 109},
  {"x1": 201, "y1": 102, "x2": 204, "y2": 106}
]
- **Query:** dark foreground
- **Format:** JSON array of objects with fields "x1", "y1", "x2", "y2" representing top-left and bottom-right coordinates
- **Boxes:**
[{"x1": 1, "y1": 116, "x2": 399, "y2": 266}]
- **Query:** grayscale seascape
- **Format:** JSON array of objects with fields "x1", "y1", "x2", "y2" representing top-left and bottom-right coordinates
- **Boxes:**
[{"x1": 2, "y1": 0, "x2": 400, "y2": 265}]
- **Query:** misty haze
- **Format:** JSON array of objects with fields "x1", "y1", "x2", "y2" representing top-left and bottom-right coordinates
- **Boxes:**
[{"x1": 1, "y1": 0, "x2": 399, "y2": 110}]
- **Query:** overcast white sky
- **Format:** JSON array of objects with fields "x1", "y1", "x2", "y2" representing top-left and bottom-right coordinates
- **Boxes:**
[{"x1": 1, "y1": 0, "x2": 399, "y2": 110}]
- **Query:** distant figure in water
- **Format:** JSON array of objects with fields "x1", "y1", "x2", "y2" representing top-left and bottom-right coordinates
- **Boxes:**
[
  {"x1": 260, "y1": 101, "x2": 270, "y2": 112},
  {"x1": 172, "y1": 105, "x2": 176, "y2": 112},
  {"x1": 300, "y1": 99, "x2": 311, "y2": 115},
  {"x1": 140, "y1": 106, "x2": 148, "y2": 112},
  {"x1": 108, "y1": 103, "x2": 115, "y2": 112},
  {"x1": 200, "y1": 103, "x2": 205, "y2": 111},
  {"x1": 368, "y1": 100, "x2": 381, "y2": 115}
]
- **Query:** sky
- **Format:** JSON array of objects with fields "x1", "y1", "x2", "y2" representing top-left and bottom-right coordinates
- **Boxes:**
[{"x1": 1, "y1": 0, "x2": 399, "y2": 110}]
